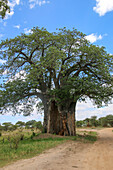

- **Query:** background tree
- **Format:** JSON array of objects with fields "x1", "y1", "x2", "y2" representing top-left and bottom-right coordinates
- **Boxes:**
[
  {"x1": 25, "y1": 120, "x2": 37, "y2": 129},
  {"x1": 84, "y1": 118, "x2": 90, "y2": 127},
  {"x1": 105, "y1": 115, "x2": 113, "y2": 127},
  {"x1": 0, "y1": 0, "x2": 10, "y2": 19},
  {"x1": 99, "y1": 117, "x2": 108, "y2": 127},
  {"x1": 0, "y1": 27, "x2": 113, "y2": 136},
  {"x1": 33, "y1": 121, "x2": 43, "y2": 131},
  {"x1": 76, "y1": 120, "x2": 84, "y2": 127},
  {"x1": 2, "y1": 122, "x2": 13, "y2": 131},
  {"x1": 90, "y1": 116, "x2": 98, "y2": 127},
  {"x1": 16, "y1": 121, "x2": 25, "y2": 128}
]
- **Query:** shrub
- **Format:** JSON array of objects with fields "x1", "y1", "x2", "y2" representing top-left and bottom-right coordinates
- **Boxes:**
[{"x1": 7, "y1": 133, "x2": 23, "y2": 149}]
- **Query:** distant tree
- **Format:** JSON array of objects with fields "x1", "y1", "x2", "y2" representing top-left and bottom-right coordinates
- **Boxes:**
[
  {"x1": 11, "y1": 124, "x2": 18, "y2": 131},
  {"x1": 16, "y1": 121, "x2": 25, "y2": 128},
  {"x1": 84, "y1": 118, "x2": 90, "y2": 127},
  {"x1": 0, "y1": 0, "x2": 10, "y2": 19},
  {"x1": 90, "y1": 116, "x2": 98, "y2": 127},
  {"x1": 2, "y1": 122, "x2": 13, "y2": 131},
  {"x1": 33, "y1": 121, "x2": 43, "y2": 131},
  {"x1": 105, "y1": 115, "x2": 113, "y2": 127},
  {"x1": 76, "y1": 120, "x2": 84, "y2": 127},
  {"x1": 25, "y1": 120, "x2": 37, "y2": 128},
  {"x1": 99, "y1": 117, "x2": 108, "y2": 127}
]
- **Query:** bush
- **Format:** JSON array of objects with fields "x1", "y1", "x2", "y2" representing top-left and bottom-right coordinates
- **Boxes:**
[{"x1": 7, "y1": 133, "x2": 24, "y2": 149}]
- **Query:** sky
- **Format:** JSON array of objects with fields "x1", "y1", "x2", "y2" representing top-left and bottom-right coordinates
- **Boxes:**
[{"x1": 0, "y1": 0, "x2": 113, "y2": 124}]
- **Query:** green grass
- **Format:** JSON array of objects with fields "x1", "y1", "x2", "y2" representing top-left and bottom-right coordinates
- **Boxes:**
[
  {"x1": 76, "y1": 131, "x2": 98, "y2": 143},
  {"x1": 0, "y1": 130, "x2": 97, "y2": 168},
  {"x1": 0, "y1": 135, "x2": 71, "y2": 167}
]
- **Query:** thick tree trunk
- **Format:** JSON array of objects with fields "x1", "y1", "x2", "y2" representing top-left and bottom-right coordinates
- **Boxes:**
[
  {"x1": 47, "y1": 100, "x2": 62, "y2": 134},
  {"x1": 47, "y1": 100, "x2": 76, "y2": 136}
]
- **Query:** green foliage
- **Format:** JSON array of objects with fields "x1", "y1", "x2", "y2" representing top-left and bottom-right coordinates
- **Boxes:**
[
  {"x1": 0, "y1": 129, "x2": 97, "y2": 168},
  {"x1": 16, "y1": 121, "x2": 25, "y2": 128},
  {"x1": 0, "y1": 133, "x2": 71, "y2": 168},
  {"x1": 90, "y1": 116, "x2": 98, "y2": 127},
  {"x1": 31, "y1": 132, "x2": 36, "y2": 139},
  {"x1": 2, "y1": 122, "x2": 13, "y2": 131},
  {"x1": 0, "y1": 0, "x2": 10, "y2": 19},
  {"x1": 33, "y1": 121, "x2": 43, "y2": 131},
  {"x1": 25, "y1": 120, "x2": 37, "y2": 128},
  {"x1": 7, "y1": 133, "x2": 24, "y2": 150},
  {"x1": 76, "y1": 120, "x2": 84, "y2": 127},
  {"x1": 77, "y1": 114, "x2": 113, "y2": 128},
  {"x1": 0, "y1": 27, "x2": 113, "y2": 115},
  {"x1": 105, "y1": 115, "x2": 113, "y2": 126}
]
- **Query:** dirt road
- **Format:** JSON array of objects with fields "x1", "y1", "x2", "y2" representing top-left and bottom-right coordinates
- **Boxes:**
[
  {"x1": 1, "y1": 128, "x2": 113, "y2": 170},
  {"x1": 83, "y1": 128, "x2": 113, "y2": 170}
]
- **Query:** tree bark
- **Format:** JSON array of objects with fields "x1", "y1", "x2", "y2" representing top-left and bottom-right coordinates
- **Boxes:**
[
  {"x1": 41, "y1": 95, "x2": 49, "y2": 133},
  {"x1": 47, "y1": 100, "x2": 62, "y2": 134},
  {"x1": 47, "y1": 100, "x2": 77, "y2": 136}
]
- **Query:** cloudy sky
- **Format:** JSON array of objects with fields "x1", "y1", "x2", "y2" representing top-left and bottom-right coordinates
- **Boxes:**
[{"x1": 0, "y1": 0, "x2": 113, "y2": 124}]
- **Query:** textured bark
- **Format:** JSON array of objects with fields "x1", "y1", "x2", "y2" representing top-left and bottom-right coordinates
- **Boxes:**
[
  {"x1": 47, "y1": 100, "x2": 76, "y2": 136},
  {"x1": 47, "y1": 101, "x2": 62, "y2": 134},
  {"x1": 66, "y1": 102, "x2": 76, "y2": 136},
  {"x1": 43, "y1": 104, "x2": 49, "y2": 133},
  {"x1": 41, "y1": 95, "x2": 49, "y2": 133}
]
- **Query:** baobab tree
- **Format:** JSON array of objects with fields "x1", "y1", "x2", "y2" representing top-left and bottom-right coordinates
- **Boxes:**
[{"x1": 0, "y1": 27, "x2": 113, "y2": 135}]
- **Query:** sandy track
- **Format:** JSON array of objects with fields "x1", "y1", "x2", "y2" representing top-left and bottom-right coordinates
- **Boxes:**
[
  {"x1": 83, "y1": 128, "x2": 113, "y2": 170},
  {"x1": 1, "y1": 128, "x2": 113, "y2": 170}
]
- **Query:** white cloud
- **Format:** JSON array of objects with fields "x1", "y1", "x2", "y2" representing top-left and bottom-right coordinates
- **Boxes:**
[
  {"x1": 24, "y1": 28, "x2": 33, "y2": 34},
  {"x1": 29, "y1": 0, "x2": 50, "y2": 9},
  {"x1": 5, "y1": 0, "x2": 20, "y2": 19},
  {"x1": 14, "y1": 25, "x2": 20, "y2": 29},
  {"x1": 85, "y1": 33, "x2": 103, "y2": 43},
  {"x1": 93, "y1": 0, "x2": 113, "y2": 16},
  {"x1": 76, "y1": 99, "x2": 113, "y2": 120},
  {"x1": 7, "y1": 70, "x2": 26, "y2": 82}
]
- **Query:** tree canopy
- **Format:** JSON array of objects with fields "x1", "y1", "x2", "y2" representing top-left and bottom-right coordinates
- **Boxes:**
[
  {"x1": 0, "y1": 27, "x2": 113, "y2": 116},
  {"x1": 0, "y1": 27, "x2": 113, "y2": 135},
  {"x1": 0, "y1": 0, "x2": 10, "y2": 19}
]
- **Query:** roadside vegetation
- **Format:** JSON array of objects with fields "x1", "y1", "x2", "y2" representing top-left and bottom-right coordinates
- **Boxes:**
[
  {"x1": 0, "y1": 120, "x2": 98, "y2": 168},
  {"x1": 0, "y1": 131, "x2": 69, "y2": 167}
]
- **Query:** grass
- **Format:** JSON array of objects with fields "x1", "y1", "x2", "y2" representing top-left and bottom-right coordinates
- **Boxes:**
[
  {"x1": 0, "y1": 129, "x2": 97, "y2": 168},
  {"x1": 76, "y1": 130, "x2": 98, "y2": 143}
]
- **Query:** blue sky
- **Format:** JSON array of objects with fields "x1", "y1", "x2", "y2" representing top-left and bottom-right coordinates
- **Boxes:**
[{"x1": 0, "y1": 0, "x2": 113, "y2": 124}]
